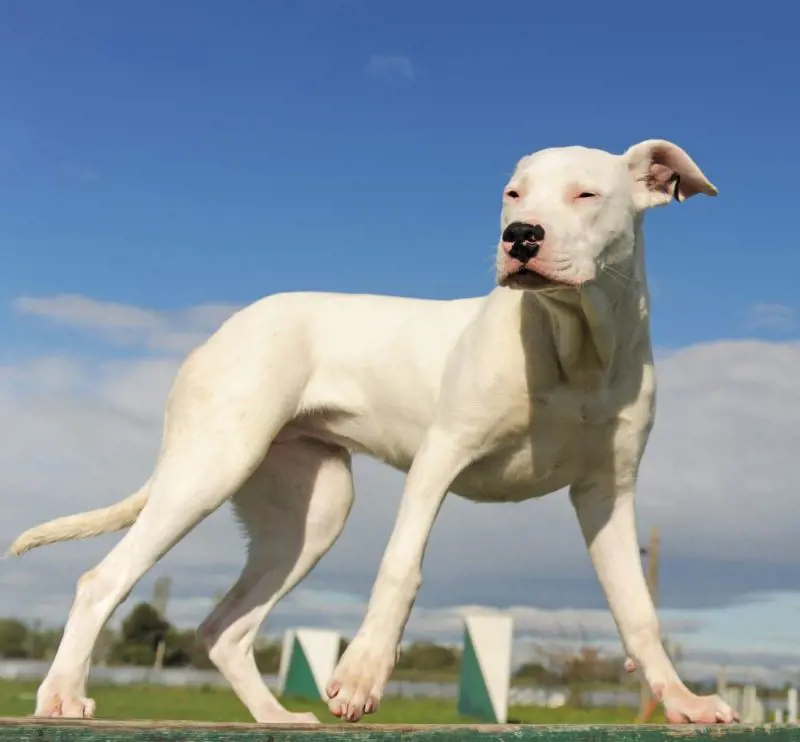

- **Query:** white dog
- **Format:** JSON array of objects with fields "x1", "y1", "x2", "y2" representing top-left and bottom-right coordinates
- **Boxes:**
[{"x1": 9, "y1": 139, "x2": 738, "y2": 725}]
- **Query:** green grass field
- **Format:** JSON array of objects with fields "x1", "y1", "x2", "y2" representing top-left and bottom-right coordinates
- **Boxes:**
[{"x1": 0, "y1": 681, "x2": 664, "y2": 725}]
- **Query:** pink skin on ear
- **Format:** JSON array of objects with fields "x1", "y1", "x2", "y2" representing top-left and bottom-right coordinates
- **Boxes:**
[{"x1": 625, "y1": 139, "x2": 717, "y2": 205}]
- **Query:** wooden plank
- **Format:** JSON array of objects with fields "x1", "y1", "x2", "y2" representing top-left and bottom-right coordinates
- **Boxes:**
[{"x1": 0, "y1": 718, "x2": 798, "y2": 742}]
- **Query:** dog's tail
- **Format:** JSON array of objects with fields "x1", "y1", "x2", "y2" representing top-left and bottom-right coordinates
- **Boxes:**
[{"x1": 6, "y1": 484, "x2": 150, "y2": 557}]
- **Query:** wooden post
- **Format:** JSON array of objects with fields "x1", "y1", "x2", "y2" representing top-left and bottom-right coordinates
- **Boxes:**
[{"x1": 152, "y1": 576, "x2": 172, "y2": 673}]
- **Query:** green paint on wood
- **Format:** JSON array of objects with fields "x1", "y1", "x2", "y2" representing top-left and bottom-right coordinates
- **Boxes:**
[
  {"x1": 281, "y1": 637, "x2": 320, "y2": 700},
  {"x1": 457, "y1": 626, "x2": 496, "y2": 722},
  {"x1": 1, "y1": 718, "x2": 799, "y2": 742}
]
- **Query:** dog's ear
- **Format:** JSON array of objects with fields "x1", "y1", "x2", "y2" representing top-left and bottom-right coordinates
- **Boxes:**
[{"x1": 624, "y1": 139, "x2": 717, "y2": 210}]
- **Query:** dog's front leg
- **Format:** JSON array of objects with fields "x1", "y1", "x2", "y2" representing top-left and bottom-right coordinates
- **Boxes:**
[
  {"x1": 570, "y1": 479, "x2": 738, "y2": 724},
  {"x1": 326, "y1": 428, "x2": 474, "y2": 722}
]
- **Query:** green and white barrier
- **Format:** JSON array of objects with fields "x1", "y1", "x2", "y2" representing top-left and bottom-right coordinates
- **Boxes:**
[
  {"x1": 457, "y1": 612, "x2": 513, "y2": 723},
  {"x1": 277, "y1": 628, "x2": 341, "y2": 701}
]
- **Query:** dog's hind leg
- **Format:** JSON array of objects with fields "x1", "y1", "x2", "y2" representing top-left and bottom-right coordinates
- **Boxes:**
[
  {"x1": 33, "y1": 341, "x2": 307, "y2": 719},
  {"x1": 198, "y1": 438, "x2": 354, "y2": 724}
]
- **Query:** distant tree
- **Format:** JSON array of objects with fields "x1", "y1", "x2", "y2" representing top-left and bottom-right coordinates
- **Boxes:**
[
  {"x1": 110, "y1": 642, "x2": 155, "y2": 667},
  {"x1": 254, "y1": 642, "x2": 281, "y2": 674},
  {"x1": 108, "y1": 602, "x2": 170, "y2": 666},
  {"x1": 29, "y1": 626, "x2": 63, "y2": 661},
  {"x1": 0, "y1": 618, "x2": 29, "y2": 658},
  {"x1": 396, "y1": 641, "x2": 460, "y2": 672},
  {"x1": 161, "y1": 627, "x2": 194, "y2": 667},
  {"x1": 513, "y1": 661, "x2": 560, "y2": 685},
  {"x1": 92, "y1": 627, "x2": 117, "y2": 665},
  {"x1": 123, "y1": 602, "x2": 170, "y2": 649},
  {"x1": 561, "y1": 646, "x2": 623, "y2": 685},
  {"x1": 164, "y1": 627, "x2": 215, "y2": 670}
]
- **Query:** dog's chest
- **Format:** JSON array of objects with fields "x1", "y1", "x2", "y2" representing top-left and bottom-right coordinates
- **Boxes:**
[{"x1": 449, "y1": 383, "x2": 618, "y2": 503}]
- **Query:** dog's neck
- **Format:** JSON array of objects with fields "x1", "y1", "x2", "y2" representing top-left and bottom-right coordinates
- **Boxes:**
[{"x1": 526, "y1": 218, "x2": 652, "y2": 388}]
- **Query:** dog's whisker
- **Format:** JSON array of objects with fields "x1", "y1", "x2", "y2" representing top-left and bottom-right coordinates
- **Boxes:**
[{"x1": 601, "y1": 264, "x2": 640, "y2": 290}]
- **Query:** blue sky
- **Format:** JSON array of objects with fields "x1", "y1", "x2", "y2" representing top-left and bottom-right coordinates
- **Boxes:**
[
  {"x1": 1, "y1": 0, "x2": 798, "y2": 349},
  {"x1": 1, "y1": 0, "x2": 799, "y2": 682}
]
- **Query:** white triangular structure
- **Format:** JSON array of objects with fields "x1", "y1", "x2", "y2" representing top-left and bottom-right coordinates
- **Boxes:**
[
  {"x1": 277, "y1": 628, "x2": 341, "y2": 700},
  {"x1": 457, "y1": 612, "x2": 513, "y2": 723}
]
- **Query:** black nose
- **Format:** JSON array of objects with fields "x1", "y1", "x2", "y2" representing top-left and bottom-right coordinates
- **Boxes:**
[
  {"x1": 502, "y1": 221, "x2": 545, "y2": 263},
  {"x1": 502, "y1": 221, "x2": 545, "y2": 245}
]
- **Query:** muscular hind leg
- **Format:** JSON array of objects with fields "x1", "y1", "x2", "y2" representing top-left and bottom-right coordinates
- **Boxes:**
[
  {"x1": 198, "y1": 439, "x2": 354, "y2": 724},
  {"x1": 34, "y1": 343, "x2": 305, "y2": 719}
]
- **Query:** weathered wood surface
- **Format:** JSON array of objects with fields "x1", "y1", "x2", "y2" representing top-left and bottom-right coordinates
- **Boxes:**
[{"x1": 0, "y1": 718, "x2": 798, "y2": 742}]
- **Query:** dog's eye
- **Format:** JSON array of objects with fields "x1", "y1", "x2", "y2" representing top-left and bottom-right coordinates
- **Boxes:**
[
  {"x1": 577, "y1": 192, "x2": 598, "y2": 199},
  {"x1": 505, "y1": 190, "x2": 520, "y2": 199}
]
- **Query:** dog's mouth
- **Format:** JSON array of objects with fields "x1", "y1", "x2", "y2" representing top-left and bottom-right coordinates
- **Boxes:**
[{"x1": 500, "y1": 267, "x2": 573, "y2": 291}]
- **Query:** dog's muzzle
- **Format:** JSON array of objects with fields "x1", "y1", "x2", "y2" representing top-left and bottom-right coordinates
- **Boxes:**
[{"x1": 502, "y1": 222, "x2": 545, "y2": 263}]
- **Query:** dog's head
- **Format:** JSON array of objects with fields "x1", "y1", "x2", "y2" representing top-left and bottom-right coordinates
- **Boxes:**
[{"x1": 496, "y1": 139, "x2": 717, "y2": 291}]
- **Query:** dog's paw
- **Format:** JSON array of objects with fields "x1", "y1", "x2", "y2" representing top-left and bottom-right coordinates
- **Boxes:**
[
  {"x1": 325, "y1": 639, "x2": 396, "y2": 722},
  {"x1": 624, "y1": 657, "x2": 637, "y2": 673},
  {"x1": 658, "y1": 685, "x2": 739, "y2": 724},
  {"x1": 35, "y1": 693, "x2": 96, "y2": 719}
]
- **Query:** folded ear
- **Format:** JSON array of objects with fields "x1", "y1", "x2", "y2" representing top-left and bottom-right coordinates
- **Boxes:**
[{"x1": 624, "y1": 139, "x2": 718, "y2": 210}]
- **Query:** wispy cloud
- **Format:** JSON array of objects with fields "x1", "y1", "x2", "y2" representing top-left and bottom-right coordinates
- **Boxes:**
[
  {"x1": 365, "y1": 54, "x2": 414, "y2": 82},
  {"x1": 743, "y1": 302, "x2": 796, "y2": 333},
  {"x1": 12, "y1": 294, "x2": 241, "y2": 354}
]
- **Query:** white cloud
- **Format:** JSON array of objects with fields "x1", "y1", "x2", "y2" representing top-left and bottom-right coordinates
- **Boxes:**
[
  {"x1": 1, "y1": 295, "x2": 799, "y2": 682},
  {"x1": 269, "y1": 588, "x2": 698, "y2": 644},
  {"x1": 12, "y1": 294, "x2": 241, "y2": 354},
  {"x1": 743, "y1": 303, "x2": 796, "y2": 333},
  {"x1": 365, "y1": 54, "x2": 415, "y2": 81},
  {"x1": 639, "y1": 339, "x2": 800, "y2": 564}
]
